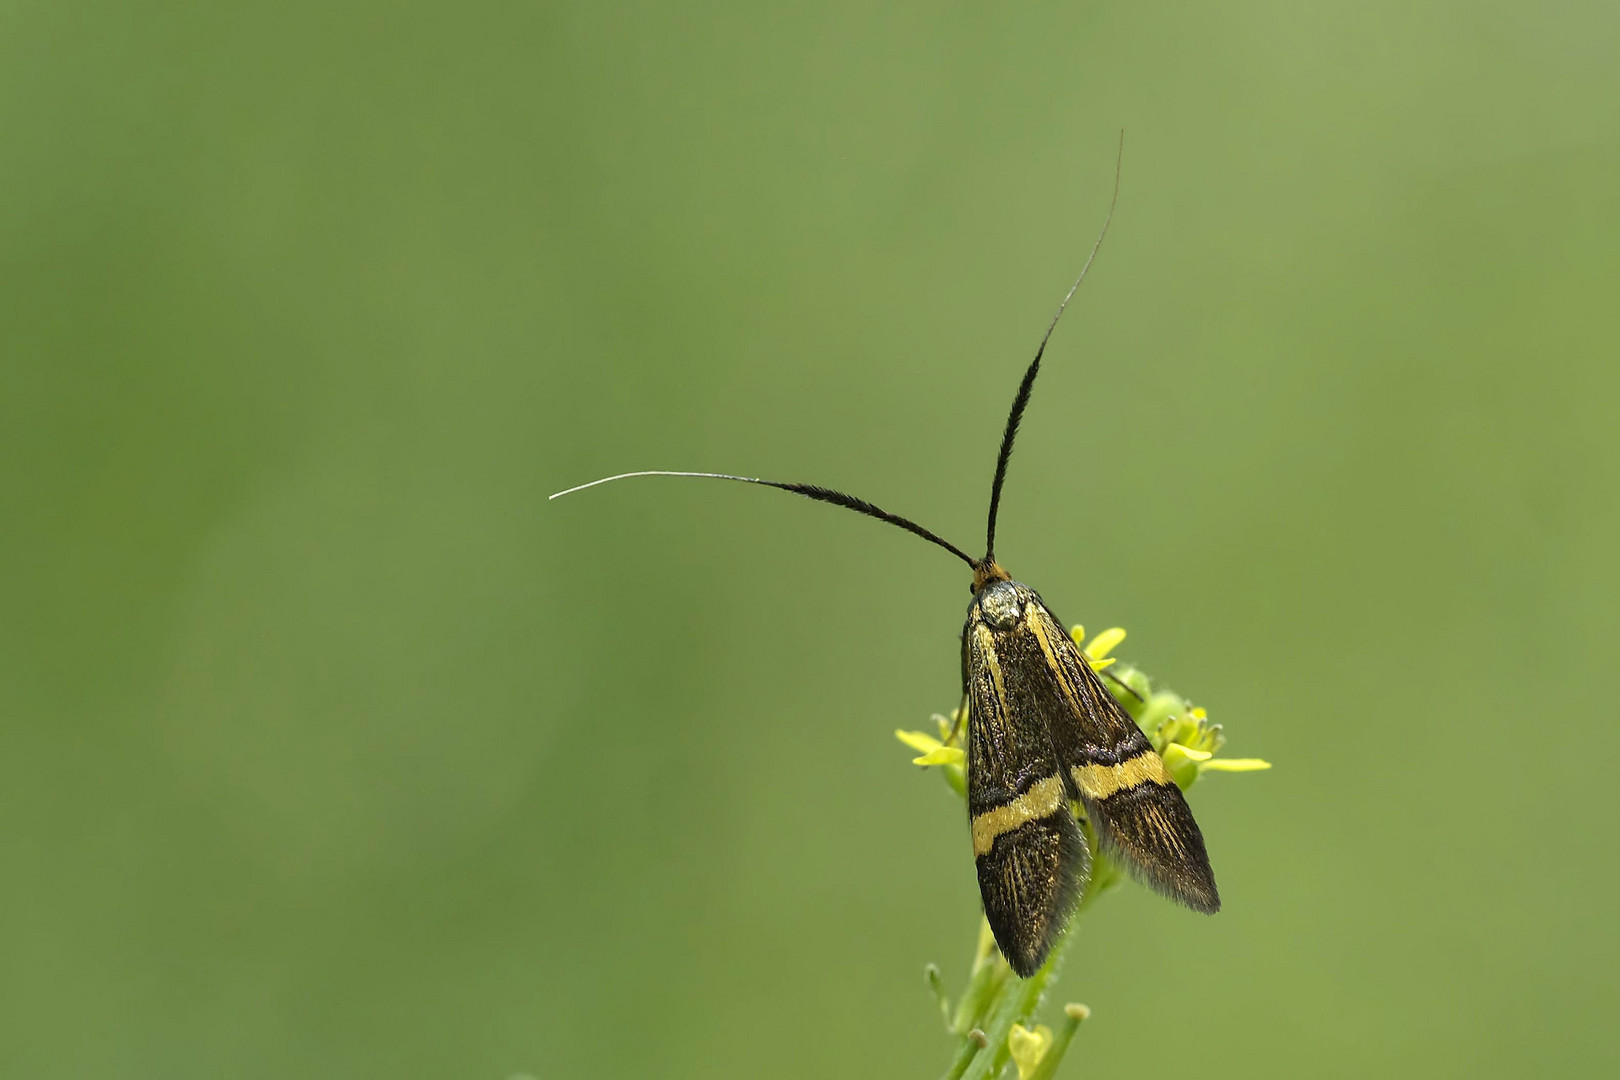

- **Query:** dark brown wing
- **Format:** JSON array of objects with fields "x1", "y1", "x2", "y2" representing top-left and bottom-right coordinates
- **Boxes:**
[
  {"x1": 962, "y1": 613, "x2": 1089, "y2": 976},
  {"x1": 1021, "y1": 596, "x2": 1220, "y2": 913}
]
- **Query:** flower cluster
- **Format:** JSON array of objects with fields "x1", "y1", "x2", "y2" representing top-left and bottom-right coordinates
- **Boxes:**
[
  {"x1": 895, "y1": 624, "x2": 1268, "y2": 796},
  {"x1": 896, "y1": 623, "x2": 1269, "y2": 1079}
]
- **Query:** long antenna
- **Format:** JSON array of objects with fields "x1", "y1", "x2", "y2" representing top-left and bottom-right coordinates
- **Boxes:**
[
  {"x1": 550, "y1": 470, "x2": 978, "y2": 568},
  {"x1": 983, "y1": 131, "x2": 1125, "y2": 564}
]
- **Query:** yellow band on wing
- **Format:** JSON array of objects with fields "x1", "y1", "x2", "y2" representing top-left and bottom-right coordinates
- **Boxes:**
[
  {"x1": 970, "y1": 774, "x2": 1067, "y2": 856},
  {"x1": 974, "y1": 623, "x2": 1006, "y2": 703},
  {"x1": 1026, "y1": 605, "x2": 1085, "y2": 706},
  {"x1": 1070, "y1": 752, "x2": 1171, "y2": 800}
]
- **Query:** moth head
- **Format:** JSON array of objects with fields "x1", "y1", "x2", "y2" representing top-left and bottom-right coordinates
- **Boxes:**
[
  {"x1": 971, "y1": 559, "x2": 1011, "y2": 593},
  {"x1": 975, "y1": 576, "x2": 1024, "y2": 630}
]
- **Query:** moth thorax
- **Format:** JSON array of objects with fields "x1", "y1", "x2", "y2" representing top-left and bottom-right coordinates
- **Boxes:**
[{"x1": 976, "y1": 580, "x2": 1024, "y2": 630}]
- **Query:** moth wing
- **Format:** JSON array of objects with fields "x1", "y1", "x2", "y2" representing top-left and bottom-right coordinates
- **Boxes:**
[
  {"x1": 1022, "y1": 599, "x2": 1220, "y2": 913},
  {"x1": 962, "y1": 620, "x2": 1088, "y2": 977}
]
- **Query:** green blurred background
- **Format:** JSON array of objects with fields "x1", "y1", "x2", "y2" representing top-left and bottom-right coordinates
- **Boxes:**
[{"x1": 4, "y1": 2, "x2": 1617, "y2": 1076}]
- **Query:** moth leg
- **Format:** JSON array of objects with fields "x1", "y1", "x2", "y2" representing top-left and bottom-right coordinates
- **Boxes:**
[{"x1": 946, "y1": 695, "x2": 968, "y2": 746}]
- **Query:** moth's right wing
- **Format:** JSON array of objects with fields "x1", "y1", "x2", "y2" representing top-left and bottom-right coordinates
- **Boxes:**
[{"x1": 1022, "y1": 598, "x2": 1220, "y2": 914}]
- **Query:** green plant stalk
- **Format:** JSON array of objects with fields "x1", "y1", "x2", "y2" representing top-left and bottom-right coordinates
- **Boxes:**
[
  {"x1": 942, "y1": 1031, "x2": 989, "y2": 1080},
  {"x1": 942, "y1": 850, "x2": 1117, "y2": 1080},
  {"x1": 955, "y1": 950, "x2": 1061, "y2": 1080},
  {"x1": 950, "y1": 922, "x2": 1010, "y2": 1035},
  {"x1": 1025, "y1": 1005, "x2": 1089, "y2": 1080}
]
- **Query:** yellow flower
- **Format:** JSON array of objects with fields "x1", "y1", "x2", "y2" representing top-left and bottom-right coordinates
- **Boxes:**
[
  {"x1": 1008, "y1": 1023, "x2": 1054, "y2": 1080},
  {"x1": 895, "y1": 708, "x2": 967, "y2": 797},
  {"x1": 1151, "y1": 705, "x2": 1271, "y2": 789},
  {"x1": 1201, "y1": 757, "x2": 1273, "y2": 772},
  {"x1": 1069, "y1": 625, "x2": 1125, "y2": 671},
  {"x1": 894, "y1": 727, "x2": 965, "y2": 767}
]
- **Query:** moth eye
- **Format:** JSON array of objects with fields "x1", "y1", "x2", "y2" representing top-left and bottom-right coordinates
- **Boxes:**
[{"x1": 978, "y1": 583, "x2": 1023, "y2": 630}]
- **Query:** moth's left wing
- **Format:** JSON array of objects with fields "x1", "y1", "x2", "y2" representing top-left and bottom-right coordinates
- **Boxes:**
[
  {"x1": 1022, "y1": 598, "x2": 1220, "y2": 913},
  {"x1": 962, "y1": 618, "x2": 1090, "y2": 977}
]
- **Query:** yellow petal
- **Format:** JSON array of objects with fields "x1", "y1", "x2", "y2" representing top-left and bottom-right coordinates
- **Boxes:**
[
  {"x1": 1164, "y1": 743, "x2": 1213, "y2": 764},
  {"x1": 1008, "y1": 1023, "x2": 1054, "y2": 1080},
  {"x1": 1201, "y1": 757, "x2": 1272, "y2": 772},
  {"x1": 1088, "y1": 656, "x2": 1116, "y2": 671},
  {"x1": 895, "y1": 729, "x2": 942, "y2": 755},
  {"x1": 913, "y1": 746, "x2": 966, "y2": 767},
  {"x1": 1084, "y1": 627, "x2": 1126, "y2": 661},
  {"x1": 1069, "y1": 624, "x2": 1086, "y2": 645}
]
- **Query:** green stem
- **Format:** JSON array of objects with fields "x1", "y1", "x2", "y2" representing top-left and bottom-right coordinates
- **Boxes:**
[
  {"x1": 942, "y1": 851, "x2": 1117, "y2": 1080},
  {"x1": 956, "y1": 930, "x2": 1071, "y2": 1080},
  {"x1": 926, "y1": 964, "x2": 952, "y2": 1030},
  {"x1": 950, "y1": 922, "x2": 1009, "y2": 1036},
  {"x1": 941, "y1": 1030, "x2": 989, "y2": 1080},
  {"x1": 1026, "y1": 1005, "x2": 1090, "y2": 1080}
]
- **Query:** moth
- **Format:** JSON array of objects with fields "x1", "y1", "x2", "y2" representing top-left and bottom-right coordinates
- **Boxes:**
[{"x1": 552, "y1": 141, "x2": 1218, "y2": 977}]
